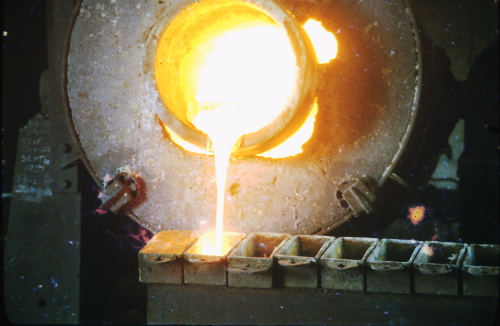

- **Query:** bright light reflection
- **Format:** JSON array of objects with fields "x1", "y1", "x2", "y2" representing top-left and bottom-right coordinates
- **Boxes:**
[
  {"x1": 303, "y1": 19, "x2": 338, "y2": 64},
  {"x1": 258, "y1": 99, "x2": 318, "y2": 158},
  {"x1": 193, "y1": 25, "x2": 297, "y2": 133},
  {"x1": 191, "y1": 25, "x2": 297, "y2": 255},
  {"x1": 160, "y1": 14, "x2": 340, "y2": 255}
]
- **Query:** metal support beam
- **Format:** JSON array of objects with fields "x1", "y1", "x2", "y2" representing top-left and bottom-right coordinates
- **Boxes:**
[{"x1": 148, "y1": 283, "x2": 498, "y2": 325}]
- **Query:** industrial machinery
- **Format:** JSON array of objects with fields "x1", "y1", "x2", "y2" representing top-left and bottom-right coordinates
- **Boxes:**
[{"x1": 3, "y1": 0, "x2": 498, "y2": 324}]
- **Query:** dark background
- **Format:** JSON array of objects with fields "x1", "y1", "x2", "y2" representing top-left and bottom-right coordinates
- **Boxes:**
[
  {"x1": 3, "y1": 0, "x2": 47, "y2": 199},
  {"x1": 2, "y1": 0, "x2": 498, "y2": 324}
]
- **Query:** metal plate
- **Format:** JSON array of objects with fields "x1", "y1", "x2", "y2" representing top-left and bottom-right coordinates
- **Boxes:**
[
  {"x1": 66, "y1": 0, "x2": 420, "y2": 234},
  {"x1": 147, "y1": 284, "x2": 498, "y2": 325}
]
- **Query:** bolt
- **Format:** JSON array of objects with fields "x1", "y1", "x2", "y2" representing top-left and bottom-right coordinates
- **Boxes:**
[
  {"x1": 59, "y1": 143, "x2": 72, "y2": 153},
  {"x1": 59, "y1": 179, "x2": 72, "y2": 189}
]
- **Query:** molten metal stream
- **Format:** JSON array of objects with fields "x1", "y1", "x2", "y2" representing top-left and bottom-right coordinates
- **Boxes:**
[
  {"x1": 188, "y1": 20, "x2": 336, "y2": 255},
  {"x1": 192, "y1": 112, "x2": 241, "y2": 255},
  {"x1": 192, "y1": 24, "x2": 296, "y2": 255}
]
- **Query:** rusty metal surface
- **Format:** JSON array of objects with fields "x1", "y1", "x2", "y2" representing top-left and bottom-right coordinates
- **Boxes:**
[
  {"x1": 228, "y1": 232, "x2": 290, "y2": 288},
  {"x1": 462, "y1": 244, "x2": 499, "y2": 297},
  {"x1": 321, "y1": 237, "x2": 378, "y2": 291},
  {"x1": 275, "y1": 235, "x2": 333, "y2": 288},
  {"x1": 65, "y1": 0, "x2": 421, "y2": 235},
  {"x1": 147, "y1": 283, "x2": 498, "y2": 325},
  {"x1": 139, "y1": 230, "x2": 198, "y2": 284},
  {"x1": 183, "y1": 232, "x2": 246, "y2": 285},
  {"x1": 367, "y1": 239, "x2": 421, "y2": 294},
  {"x1": 413, "y1": 241, "x2": 467, "y2": 295}
]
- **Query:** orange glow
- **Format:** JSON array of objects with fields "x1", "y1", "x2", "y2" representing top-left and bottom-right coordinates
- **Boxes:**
[
  {"x1": 191, "y1": 231, "x2": 239, "y2": 256},
  {"x1": 303, "y1": 19, "x2": 338, "y2": 64},
  {"x1": 192, "y1": 26, "x2": 297, "y2": 131},
  {"x1": 258, "y1": 99, "x2": 318, "y2": 158},
  {"x1": 196, "y1": 231, "x2": 226, "y2": 256},
  {"x1": 165, "y1": 124, "x2": 212, "y2": 155},
  {"x1": 421, "y1": 244, "x2": 434, "y2": 256},
  {"x1": 408, "y1": 205, "x2": 426, "y2": 225},
  {"x1": 189, "y1": 22, "x2": 298, "y2": 254}
]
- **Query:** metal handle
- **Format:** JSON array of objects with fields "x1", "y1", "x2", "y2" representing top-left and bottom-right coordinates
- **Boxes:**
[
  {"x1": 185, "y1": 257, "x2": 221, "y2": 263},
  {"x1": 278, "y1": 259, "x2": 312, "y2": 267},
  {"x1": 326, "y1": 261, "x2": 360, "y2": 270},
  {"x1": 145, "y1": 255, "x2": 177, "y2": 264},
  {"x1": 418, "y1": 266, "x2": 452, "y2": 275},
  {"x1": 227, "y1": 267, "x2": 269, "y2": 274},
  {"x1": 465, "y1": 266, "x2": 499, "y2": 276},
  {"x1": 369, "y1": 264, "x2": 405, "y2": 271}
]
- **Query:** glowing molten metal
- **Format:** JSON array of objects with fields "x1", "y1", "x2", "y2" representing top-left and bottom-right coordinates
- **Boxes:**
[
  {"x1": 190, "y1": 21, "x2": 300, "y2": 254},
  {"x1": 303, "y1": 19, "x2": 338, "y2": 64},
  {"x1": 155, "y1": 0, "x2": 338, "y2": 255},
  {"x1": 408, "y1": 205, "x2": 426, "y2": 225}
]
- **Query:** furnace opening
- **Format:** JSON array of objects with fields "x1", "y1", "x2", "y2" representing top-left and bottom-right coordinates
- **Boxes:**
[{"x1": 154, "y1": 0, "x2": 318, "y2": 157}]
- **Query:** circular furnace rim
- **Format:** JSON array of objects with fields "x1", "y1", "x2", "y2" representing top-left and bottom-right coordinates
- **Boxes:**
[{"x1": 64, "y1": 0, "x2": 422, "y2": 235}]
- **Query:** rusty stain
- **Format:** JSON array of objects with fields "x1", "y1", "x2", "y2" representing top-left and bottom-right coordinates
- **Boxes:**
[{"x1": 229, "y1": 182, "x2": 240, "y2": 197}]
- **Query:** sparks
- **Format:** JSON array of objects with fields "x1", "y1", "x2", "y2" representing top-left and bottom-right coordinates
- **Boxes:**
[
  {"x1": 95, "y1": 208, "x2": 107, "y2": 215},
  {"x1": 407, "y1": 205, "x2": 426, "y2": 225},
  {"x1": 422, "y1": 244, "x2": 434, "y2": 256}
]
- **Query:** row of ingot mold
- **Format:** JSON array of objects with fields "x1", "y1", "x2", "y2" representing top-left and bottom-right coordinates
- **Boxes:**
[
  {"x1": 227, "y1": 232, "x2": 291, "y2": 288},
  {"x1": 139, "y1": 232, "x2": 498, "y2": 296},
  {"x1": 275, "y1": 235, "x2": 334, "y2": 288}
]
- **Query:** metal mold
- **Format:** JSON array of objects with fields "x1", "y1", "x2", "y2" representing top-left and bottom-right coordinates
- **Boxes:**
[
  {"x1": 276, "y1": 235, "x2": 334, "y2": 288},
  {"x1": 139, "y1": 230, "x2": 197, "y2": 284},
  {"x1": 413, "y1": 241, "x2": 467, "y2": 295},
  {"x1": 183, "y1": 231, "x2": 246, "y2": 285},
  {"x1": 462, "y1": 244, "x2": 499, "y2": 297},
  {"x1": 228, "y1": 232, "x2": 290, "y2": 288},
  {"x1": 367, "y1": 239, "x2": 421, "y2": 294},
  {"x1": 321, "y1": 237, "x2": 378, "y2": 291}
]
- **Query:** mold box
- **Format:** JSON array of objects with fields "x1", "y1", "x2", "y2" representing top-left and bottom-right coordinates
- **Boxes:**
[
  {"x1": 321, "y1": 237, "x2": 379, "y2": 291},
  {"x1": 367, "y1": 239, "x2": 421, "y2": 293},
  {"x1": 275, "y1": 235, "x2": 334, "y2": 288},
  {"x1": 139, "y1": 230, "x2": 198, "y2": 284},
  {"x1": 228, "y1": 232, "x2": 290, "y2": 288}
]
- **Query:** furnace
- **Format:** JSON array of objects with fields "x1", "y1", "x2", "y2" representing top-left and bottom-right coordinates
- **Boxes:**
[{"x1": 67, "y1": 0, "x2": 421, "y2": 236}]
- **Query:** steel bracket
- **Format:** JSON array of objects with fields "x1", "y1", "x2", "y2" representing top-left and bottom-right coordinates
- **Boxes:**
[
  {"x1": 337, "y1": 176, "x2": 378, "y2": 216},
  {"x1": 100, "y1": 172, "x2": 138, "y2": 213}
]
